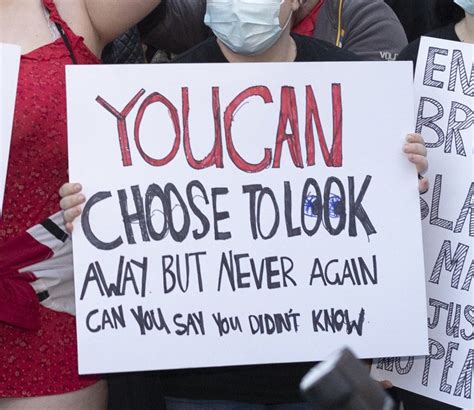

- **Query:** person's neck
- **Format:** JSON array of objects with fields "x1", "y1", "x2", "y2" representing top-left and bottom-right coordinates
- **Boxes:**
[
  {"x1": 455, "y1": 14, "x2": 474, "y2": 44},
  {"x1": 217, "y1": 30, "x2": 297, "y2": 63}
]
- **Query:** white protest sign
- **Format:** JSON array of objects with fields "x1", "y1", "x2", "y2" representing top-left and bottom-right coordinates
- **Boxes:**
[
  {"x1": 0, "y1": 43, "x2": 21, "y2": 215},
  {"x1": 66, "y1": 62, "x2": 428, "y2": 375},
  {"x1": 372, "y1": 38, "x2": 473, "y2": 409}
]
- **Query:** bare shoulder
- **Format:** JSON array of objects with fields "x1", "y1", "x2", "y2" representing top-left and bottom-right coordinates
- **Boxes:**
[
  {"x1": 34, "y1": 0, "x2": 161, "y2": 57},
  {"x1": 79, "y1": 0, "x2": 161, "y2": 54},
  {"x1": 55, "y1": 0, "x2": 102, "y2": 57},
  {"x1": 0, "y1": 0, "x2": 98, "y2": 55}
]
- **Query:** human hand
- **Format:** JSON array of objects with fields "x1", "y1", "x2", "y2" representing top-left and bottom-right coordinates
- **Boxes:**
[
  {"x1": 403, "y1": 133, "x2": 429, "y2": 194},
  {"x1": 59, "y1": 183, "x2": 85, "y2": 233},
  {"x1": 379, "y1": 380, "x2": 393, "y2": 390}
]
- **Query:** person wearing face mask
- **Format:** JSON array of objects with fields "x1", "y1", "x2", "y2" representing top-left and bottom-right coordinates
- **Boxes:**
[
  {"x1": 59, "y1": 0, "x2": 429, "y2": 408},
  {"x1": 138, "y1": 0, "x2": 408, "y2": 63},
  {"x1": 398, "y1": 0, "x2": 474, "y2": 65},
  {"x1": 167, "y1": 2, "x2": 427, "y2": 407},
  {"x1": 172, "y1": 0, "x2": 410, "y2": 65},
  {"x1": 173, "y1": 0, "x2": 360, "y2": 63}
]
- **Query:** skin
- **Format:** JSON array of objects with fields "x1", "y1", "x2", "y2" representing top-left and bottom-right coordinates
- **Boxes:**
[
  {"x1": 0, "y1": 381, "x2": 108, "y2": 410},
  {"x1": 0, "y1": 0, "x2": 161, "y2": 57},
  {"x1": 455, "y1": 11, "x2": 474, "y2": 43},
  {"x1": 0, "y1": 0, "x2": 160, "y2": 408}
]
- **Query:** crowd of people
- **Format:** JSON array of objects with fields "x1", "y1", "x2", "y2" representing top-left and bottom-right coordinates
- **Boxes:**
[{"x1": 0, "y1": 0, "x2": 472, "y2": 409}]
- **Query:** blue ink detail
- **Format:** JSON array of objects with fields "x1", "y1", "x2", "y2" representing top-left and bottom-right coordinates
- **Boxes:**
[
  {"x1": 304, "y1": 194, "x2": 342, "y2": 218},
  {"x1": 328, "y1": 194, "x2": 342, "y2": 218},
  {"x1": 304, "y1": 195, "x2": 319, "y2": 218}
]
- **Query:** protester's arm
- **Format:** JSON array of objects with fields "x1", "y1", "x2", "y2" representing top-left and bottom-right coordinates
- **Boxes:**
[
  {"x1": 342, "y1": 0, "x2": 408, "y2": 61},
  {"x1": 84, "y1": 0, "x2": 161, "y2": 49}
]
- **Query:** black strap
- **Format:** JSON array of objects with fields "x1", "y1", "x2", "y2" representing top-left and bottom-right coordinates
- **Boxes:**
[
  {"x1": 55, "y1": 22, "x2": 77, "y2": 64},
  {"x1": 41, "y1": 218, "x2": 69, "y2": 243}
]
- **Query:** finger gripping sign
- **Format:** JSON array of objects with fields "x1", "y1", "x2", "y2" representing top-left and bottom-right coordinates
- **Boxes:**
[
  {"x1": 66, "y1": 61, "x2": 427, "y2": 375},
  {"x1": 371, "y1": 38, "x2": 473, "y2": 409}
]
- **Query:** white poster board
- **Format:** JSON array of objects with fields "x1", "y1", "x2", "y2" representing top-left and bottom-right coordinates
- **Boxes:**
[
  {"x1": 0, "y1": 43, "x2": 21, "y2": 215},
  {"x1": 372, "y1": 38, "x2": 473, "y2": 409},
  {"x1": 66, "y1": 62, "x2": 428, "y2": 375}
]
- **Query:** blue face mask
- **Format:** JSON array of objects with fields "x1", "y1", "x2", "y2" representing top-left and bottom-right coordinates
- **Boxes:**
[
  {"x1": 454, "y1": 0, "x2": 474, "y2": 15},
  {"x1": 204, "y1": 0, "x2": 291, "y2": 56}
]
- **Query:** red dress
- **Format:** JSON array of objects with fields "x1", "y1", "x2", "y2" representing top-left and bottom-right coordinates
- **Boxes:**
[{"x1": 0, "y1": 0, "x2": 101, "y2": 397}]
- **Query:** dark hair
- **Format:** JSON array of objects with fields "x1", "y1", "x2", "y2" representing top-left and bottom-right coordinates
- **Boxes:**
[{"x1": 435, "y1": 0, "x2": 465, "y2": 25}]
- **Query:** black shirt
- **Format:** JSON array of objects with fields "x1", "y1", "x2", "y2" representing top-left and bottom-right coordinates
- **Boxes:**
[
  {"x1": 384, "y1": 0, "x2": 436, "y2": 42},
  {"x1": 174, "y1": 33, "x2": 360, "y2": 64},
  {"x1": 162, "y1": 34, "x2": 360, "y2": 404},
  {"x1": 398, "y1": 23, "x2": 460, "y2": 66}
]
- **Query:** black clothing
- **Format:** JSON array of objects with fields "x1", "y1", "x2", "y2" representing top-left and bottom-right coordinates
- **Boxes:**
[
  {"x1": 107, "y1": 372, "x2": 166, "y2": 410},
  {"x1": 396, "y1": 389, "x2": 461, "y2": 410},
  {"x1": 161, "y1": 363, "x2": 314, "y2": 404},
  {"x1": 434, "y1": 0, "x2": 464, "y2": 27},
  {"x1": 101, "y1": 27, "x2": 145, "y2": 64},
  {"x1": 174, "y1": 33, "x2": 360, "y2": 64},
  {"x1": 398, "y1": 23, "x2": 459, "y2": 67},
  {"x1": 384, "y1": 0, "x2": 436, "y2": 42},
  {"x1": 162, "y1": 33, "x2": 359, "y2": 404},
  {"x1": 139, "y1": 0, "x2": 210, "y2": 56}
]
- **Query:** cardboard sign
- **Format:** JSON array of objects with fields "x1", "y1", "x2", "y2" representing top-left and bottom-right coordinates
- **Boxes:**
[
  {"x1": 0, "y1": 43, "x2": 21, "y2": 215},
  {"x1": 372, "y1": 38, "x2": 473, "y2": 409},
  {"x1": 66, "y1": 61, "x2": 428, "y2": 375}
]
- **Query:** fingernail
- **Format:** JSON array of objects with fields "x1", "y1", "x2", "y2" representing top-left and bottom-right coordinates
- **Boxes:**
[{"x1": 74, "y1": 183, "x2": 82, "y2": 190}]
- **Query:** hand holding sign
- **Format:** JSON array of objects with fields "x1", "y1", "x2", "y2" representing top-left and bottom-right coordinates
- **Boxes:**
[
  {"x1": 59, "y1": 183, "x2": 86, "y2": 233},
  {"x1": 404, "y1": 133, "x2": 430, "y2": 193}
]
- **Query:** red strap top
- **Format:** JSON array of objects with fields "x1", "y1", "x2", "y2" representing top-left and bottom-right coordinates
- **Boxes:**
[
  {"x1": 1, "y1": 0, "x2": 99, "y2": 239},
  {"x1": 43, "y1": 0, "x2": 76, "y2": 39},
  {"x1": 0, "y1": 0, "x2": 100, "y2": 329},
  {"x1": 0, "y1": 0, "x2": 101, "y2": 398}
]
